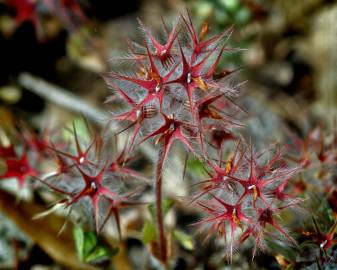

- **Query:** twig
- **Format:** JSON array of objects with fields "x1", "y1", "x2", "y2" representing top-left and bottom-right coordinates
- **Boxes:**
[{"x1": 18, "y1": 72, "x2": 106, "y2": 124}]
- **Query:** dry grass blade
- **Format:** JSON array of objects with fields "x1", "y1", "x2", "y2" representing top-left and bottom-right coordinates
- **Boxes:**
[{"x1": 0, "y1": 189, "x2": 98, "y2": 270}]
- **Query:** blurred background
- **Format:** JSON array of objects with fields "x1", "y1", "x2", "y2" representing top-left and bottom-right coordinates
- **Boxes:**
[
  {"x1": 0, "y1": 0, "x2": 336, "y2": 125},
  {"x1": 0, "y1": 0, "x2": 336, "y2": 269}
]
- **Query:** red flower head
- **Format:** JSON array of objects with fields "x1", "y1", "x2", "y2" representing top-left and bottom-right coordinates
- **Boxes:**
[{"x1": 0, "y1": 147, "x2": 37, "y2": 187}]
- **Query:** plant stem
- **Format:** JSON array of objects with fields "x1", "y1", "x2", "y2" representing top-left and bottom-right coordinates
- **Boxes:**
[
  {"x1": 18, "y1": 72, "x2": 189, "y2": 185},
  {"x1": 155, "y1": 149, "x2": 167, "y2": 263}
]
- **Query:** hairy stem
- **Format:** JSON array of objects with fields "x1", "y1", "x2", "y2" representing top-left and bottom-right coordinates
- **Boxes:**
[{"x1": 155, "y1": 149, "x2": 167, "y2": 263}]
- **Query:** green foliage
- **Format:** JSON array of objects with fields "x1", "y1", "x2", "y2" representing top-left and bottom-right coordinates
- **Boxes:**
[
  {"x1": 73, "y1": 226, "x2": 118, "y2": 264},
  {"x1": 192, "y1": 0, "x2": 251, "y2": 27},
  {"x1": 142, "y1": 199, "x2": 174, "y2": 244},
  {"x1": 187, "y1": 158, "x2": 208, "y2": 178},
  {"x1": 265, "y1": 239, "x2": 297, "y2": 263},
  {"x1": 218, "y1": 0, "x2": 240, "y2": 12},
  {"x1": 148, "y1": 198, "x2": 174, "y2": 221},
  {"x1": 142, "y1": 222, "x2": 157, "y2": 244},
  {"x1": 62, "y1": 117, "x2": 90, "y2": 142},
  {"x1": 173, "y1": 230, "x2": 194, "y2": 251}
]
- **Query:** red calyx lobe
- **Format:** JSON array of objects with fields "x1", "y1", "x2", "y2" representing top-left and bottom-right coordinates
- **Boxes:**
[
  {"x1": 66, "y1": 165, "x2": 118, "y2": 231},
  {"x1": 7, "y1": 0, "x2": 37, "y2": 24},
  {"x1": 138, "y1": 18, "x2": 179, "y2": 64},
  {"x1": 182, "y1": 11, "x2": 231, "y2": 61},
  {"x1": 139, "y1": 113, "x2": 195, "y2": 161},
  {"x1": 0, "y1": 144, "x2": 16, "y2": 158},
  {"x1": 0, "y1": 150, "x2": 37, "y2": 187}
]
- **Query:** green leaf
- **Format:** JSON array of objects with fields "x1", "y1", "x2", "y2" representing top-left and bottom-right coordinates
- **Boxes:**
[
  {"x1": 235, "y1": 7, "x2": 251, "y2": 25},
  {"x1": 163, "y1": 199, "x2": 174, "y2": 216},
  {"x1": 214, "y1": 9, "x2": 230, "y2": 25},
  {"x1": 142, "y1": 222, "x2": 157, "y2": 244},
  {"x1": 218, "y1": 0, "x2": 240, "y2": 12},
  {"x1": 85, "y1": 246, "x2": 118, "y2": 263},
  {"x1": 265, "y1": 239, "x2": 296, "y2": 262},
  {"x1": 187, "y1": 158, "x2": 208, "y2": 178},
  {"x1": 63, "y1": 117, "x2": 90, "y2": 143},
  {"x1": 83, "y1": 232, "x2": 98, "y2": 259},
  {"x1": 148, "y1": 199, "x2": 174, "y2": 221},
  {"x1": 148, "y1": 204, "x2": 155, "y2": 220},
  {"x1": 318, "y1": 200, "x2": 335, "y2": 223},
  {"x1": 73, "y1": 228, "x2": 97, "y2": 262},
  {"x1": 73, "y1": 227, "x2": 113, "y2": 263},
  {"x1": 195, "y1": 0, "x2": 214, "y2": 19},
  {"x1": 173, "y1": 230, "x2": 194, "y2": 251},
  {"x1": 73, "y1": 226, "x2": 85, "y2": 262}
]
